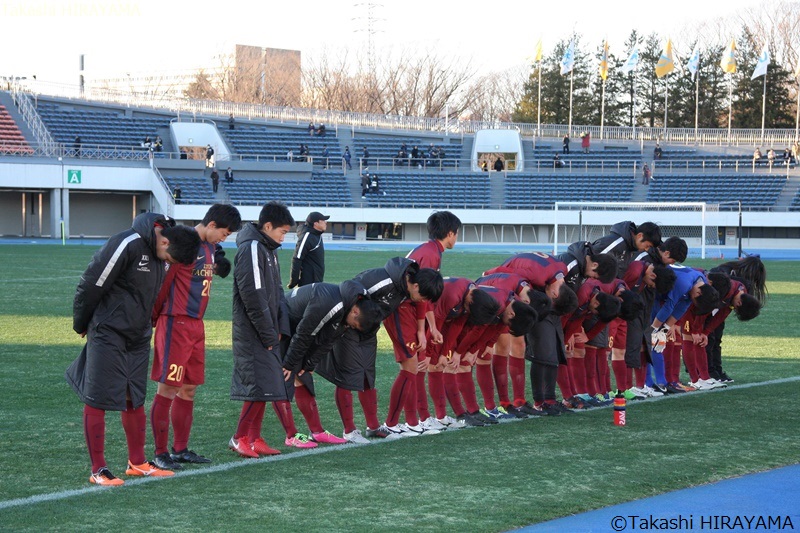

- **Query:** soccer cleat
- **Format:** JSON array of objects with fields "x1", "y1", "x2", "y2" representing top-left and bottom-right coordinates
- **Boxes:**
[
  {"x1": 501, "y1": 404, "x2": 529, "y2": 418},
  {"x1": 690, "y1": 380, "x2": 713, "y2": 391},
  {"x1": 595, "y1": 393, "x2": 613, "y2": 405},
  {"x1": 666, "y1": 383, "x2": 686, "y2": 394},
  {"x1": 676, "y1": 382, "x2": 697, "y2": 392},
  {"x1": 703, "y1": 378, "x2": 727, "y2": 389},
  {"x1": 153, "y1": 451, "x2": 183, "y2": 471},
  {"x1": 622, "y1": 388, "x2": 646, "y2": 401},
  {"x1": 719, "y1": 372, "x2": 734, "y2": 383},
  {"x1": 343, "y1": 429, "x2": 371, "y2": 444},
  {"x1": 170, "y1": 447, "x2": 212, "y2": 464},
  {"x1": 229, "y1": 436, "x2": 259, "y2": 458},
  {"x1": 565, "y1": 396, "x2": 589, "y2": 410},
  {"x1": 250, "y1": 438, "x2": 281, "y2": 456},
  {"x1": 651, "y1": 384, "x2": 669, "y2": 395},
  {"x1": 125, "y1": 461, "x2": 175, "y2": 477},
  {"x1": 629, "y1": 386, "x2": 651, "y2": 398},
  {"x1": 285, "y1": 433, "x2": 319, "y2": 448},
  {"x1": 400, "y1": 422, "x2": 441, "y2": 436},
  {"x1": 481, "y1": 406, "x2": 517, "y2": 421},
  {"x1": 436, "y1": 415, "x2": 467, "y2": 429},
  {"x1": 365, "y1": 426, "x2": 391, "y2": 439},
  {"x1": 536, "y1": 403, "x2": 561, "y2": 416},
  {"x1": 469, "y1": 410, "x2": 498, "y2": 425},
  {"x1": 89, "y1": 467, "x2": 124, "y2": 486},
  {"x1": 640, "y1": 385, "x2": 664, "y2": 398},
  {"x1": 515, "y1": 401, "x2": 544, "y2": 417},
  {"x1": 311, "y1": 431, "x2": 348, "y2": 445},
  {"x1": 458, "y1": 413, "x2": 486, "y2": 427},
  {"x1": 551, "y1": 402, "x2": 574, "y2": 414},
  {"x1": 420, "y1": 417, "x2": 447, "y2": 431}
]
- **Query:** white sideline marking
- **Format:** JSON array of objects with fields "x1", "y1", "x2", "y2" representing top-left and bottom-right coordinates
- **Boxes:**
[{"x1": 2, "y1": 375, "x2": 799, "y2": 511}]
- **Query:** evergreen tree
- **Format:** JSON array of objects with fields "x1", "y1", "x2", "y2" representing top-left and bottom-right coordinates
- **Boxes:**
[
  {"x1": 619, "y1": 30, "x2": 642, "y2": 127},
  {"x1": 639, "y1": 33, "x2": 663, "y2": 128},
  {"x1": 587, "y1": 41, "x2": 627, "y2": 127}
]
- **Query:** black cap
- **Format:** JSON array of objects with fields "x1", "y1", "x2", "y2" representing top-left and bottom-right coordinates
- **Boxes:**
[{"x1": 306, "y1": 211, "x2": 330, "y2": 224}]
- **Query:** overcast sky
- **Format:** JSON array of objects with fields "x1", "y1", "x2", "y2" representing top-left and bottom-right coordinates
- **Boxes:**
[{"x1": 1, "y1": 0, "x2": 770, "y2": 84}]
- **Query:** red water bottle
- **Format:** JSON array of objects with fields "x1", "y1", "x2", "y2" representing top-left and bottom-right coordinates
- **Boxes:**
[{"x1": 613, "y1": 393, "x2": 626, "y2": 426}]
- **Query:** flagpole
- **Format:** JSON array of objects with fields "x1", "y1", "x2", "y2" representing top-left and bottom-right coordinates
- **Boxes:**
[
  {"x1": 663, "y1": 77, "x2": 669, "y2": 138},
  {"x1": 694, "y1": 69, "x2": 699, "y2": 144},
  {"x1": 727, "y1": 74, "x2": 733, "y2": 144},
  {"x1": 568, "y1": 69, "x2": 574, "y2": 137},
  {"x1": 795, "y1": 80, "x2": 799, "y2": 141},
  {"x1": 600, "y1": 79, "x2": 606, "y2": 140},
  {"x1": 537, "y1": 60, "x2": 542, "y2": 138},
  {"x1": 760, "y1": 71, "x2": 767, "y2": 145}
]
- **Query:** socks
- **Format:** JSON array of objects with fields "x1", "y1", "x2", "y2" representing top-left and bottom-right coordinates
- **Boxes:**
[
  {"x1": 568, "y1": 357, "x2": 587, "y2": 396},
  {"x1": 611, "y1": 360, "x2": 628, "y2": 392},
  {"x1": 415, "y1": 371, "x2": 431, "y2": 420},
  {"x1": 385, "y1": 370, "x2": 415, "y2": 427},
  {"x1": 235, "y1": 401, "x2": 258, "y2": 439},
  {"x1": 556, "y1": 364, "x2": 574, "y2": 400},
  {"x1": 335, "y1": 387, "x2": 356, "y2": 434},
  {"x1": 121, "y1": 402, "x2": 146, "y2": 466},
  {"x1": 272, "y1": 401, "x2": 298, "y2": 438},
  {"x1": 583, "y1": 347, "x2": 599, "y2": 396},
  {"x1": 443, "y1": 372, "x2": 465, "y2": 417},
  {"x1": 475, "y1": 364, "x2": 496, "y2": 410},
  {"x1": 427, "y1": 371, "x2": 447, "y2": 419},
  {"x1": 508, "y1": 356, "x2": 527, "y2": 404},
  {"x1": 357, "y1": 388, "x2": 380, "y2": 430},
  {"x1": 294, "y1": 384, "x2": 324, "y2": 434},
  {"x1": 149, "y1": 393, "x2": 173, "y2": 456},
  {"x1": 650, "y1": 351, "x2": 667, "y2": 385},
  {"x1": 246, "y1": 401, "x2": 267, "y2": 442},
  {"x1": 402, "y1": 375, "x2": 420, "y2": 427},
  {"x1": 83, "y1": 405, "x2": 106, "y2": 473},
  {"x1": 456, "y1": 371, "x2": 480, "y2": 414},
  {"x1": 635, "y1": 364, "x2": 647, "y2": 388},
  {"x1": 694, "y1": 343, "x2": 711, "y2": 380},
  {"x1": 492, "y1": 354, "x2": 510, "y2": 405},
  {"x1": 664, "y1": 343, "x2": 680, "y2": 383},
  {"x1": 171, "y1": 396, "x2": 194, "y2": 452},
  {"x1": 682, "y1": 339, "x2": 699, "y2": 383}
]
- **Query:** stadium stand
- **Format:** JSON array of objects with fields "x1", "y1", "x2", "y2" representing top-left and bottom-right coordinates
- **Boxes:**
[
  {"x1": 224, "y1": 170, "x2": 352, "y2": 207},
  {"x1": 353, "y1": 137, "x2": 463, "y2": 169},
  {"x1": 505, "y1": 174, "x2": 634, "y2": 208},
  {"x1": 0, "y1": 104, "x2": 33, "y2": 154},
  {"x1": 362, "y1": 171, "x2": 490, "y2": 208},
  {"x1": 222, "y1": 126, "x2": 341, "y2": 166},
  {"x1": 646, "y1": 174, "x2": 785, "y2": 208},
  {"x1": 163, "y1": 175, "x2": 216, "y2": 205}
]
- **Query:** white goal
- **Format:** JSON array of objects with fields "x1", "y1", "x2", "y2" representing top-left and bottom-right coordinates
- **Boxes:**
[{"x1": 553, "y1": 202, "x2": 721, "y2": 259}]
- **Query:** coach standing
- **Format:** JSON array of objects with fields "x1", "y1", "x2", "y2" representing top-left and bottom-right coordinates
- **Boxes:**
[{"x1": 288, "y1": 211, "x2": 330, "y2": 289}]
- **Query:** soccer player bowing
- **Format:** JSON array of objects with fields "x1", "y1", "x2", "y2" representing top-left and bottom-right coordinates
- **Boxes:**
[
  {"x1": 315, "y1": 257, "x2": 443, "y2": 443},
  {"x1": 277, "y1": 280, "x2": 382, "y2": 447},
  {"x1": 149, "y1": 204, "x2": 242, "y2": 470},
  {"x1": 67, "y1": 213, "x2": 200, "y2": 486}
]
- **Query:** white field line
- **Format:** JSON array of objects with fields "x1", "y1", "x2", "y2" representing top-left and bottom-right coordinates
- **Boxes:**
[{"x1": 2, "y1": 375, "x2": 799, "y2": 511}]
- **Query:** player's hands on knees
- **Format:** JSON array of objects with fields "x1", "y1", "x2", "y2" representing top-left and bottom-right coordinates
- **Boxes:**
[
  {"x1": 430, "y1": 328, "x2": 443, "y2": 344},
  {"x1": 282, "y1": 368, "x2": 292, "y2": 381}
]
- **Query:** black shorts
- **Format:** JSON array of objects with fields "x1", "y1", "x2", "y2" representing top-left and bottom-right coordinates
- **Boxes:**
[
  {"x1": 315, "y1": 328, "x2": 377, "y2": 391},
  {"x1": 525, "y1": 314, "x2": 566, "y2": 367}
]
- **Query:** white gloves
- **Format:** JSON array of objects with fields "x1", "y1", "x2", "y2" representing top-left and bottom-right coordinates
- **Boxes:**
[{"x1": 651, "y1": 325, "x2": 670, "y2": 353}]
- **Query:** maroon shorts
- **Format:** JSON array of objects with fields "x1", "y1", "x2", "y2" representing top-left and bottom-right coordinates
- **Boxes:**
[
  {"x1": 383, "y1": 300, "x2": 423, "y2": 362},
  {"x1": 608, "y1": 318, "x2": 627, "y2": 350},
  {"x1": 151, "y1": 315, "x2": 205, "y2": 386}
]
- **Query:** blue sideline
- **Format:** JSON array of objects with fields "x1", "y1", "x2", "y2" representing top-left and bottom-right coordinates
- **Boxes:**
[{"x1": 517, "y1": 463, "x2": 800, "y2": 533}]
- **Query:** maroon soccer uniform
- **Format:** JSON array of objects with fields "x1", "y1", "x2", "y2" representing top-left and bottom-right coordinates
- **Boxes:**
[
  {"x1": 406, "y1": 239, "x2": 444, "y2": 271},
  {"x1": 484, "y1": 252, "x2": 566, "y2": 291}
]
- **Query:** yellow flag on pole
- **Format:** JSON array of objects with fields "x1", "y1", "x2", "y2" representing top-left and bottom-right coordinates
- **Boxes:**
[
  {"x1": 599, "y1": 40, "x2": 609, "y2": 81},
  {"x1": 720, "y1": 39, "x2": 737, "y2": 74},
  {"x1": 534, "y1": 39, "x2": 543, "y2": 62},
  {"x1": 655, "y1": 40, "x2": 676, "y2": 78}
]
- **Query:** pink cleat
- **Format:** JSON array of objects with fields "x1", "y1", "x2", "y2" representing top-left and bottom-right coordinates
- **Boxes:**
[
  {"x1": 311, "y1": 430, "x2": 348, "y2": 445},
  {"x1": 284, "y1": 433, "x2": 318, "y2": 449}
]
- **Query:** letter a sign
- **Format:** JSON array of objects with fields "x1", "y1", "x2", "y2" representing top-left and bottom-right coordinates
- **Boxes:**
[{"x1": 67, "y1": 170, "x2": 82, "y2": 184}]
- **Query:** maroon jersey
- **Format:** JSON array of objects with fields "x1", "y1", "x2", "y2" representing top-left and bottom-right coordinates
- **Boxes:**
[
  {"x1": 430, "y1": 277, "x2": 474, "y2": 356},
  {"x1": 153, "y1": 241, "x2": 216, "y2": 320},
  {"x1": 623, "y1": 260, "x2": 649, "y2": 294},
  {"x1": 475, "y1": 272, "x2": 530, "y2": 295},
  {"x1": 561, "y1": 278, "x2": 617, "y2": 341},
  {"x1": 702, "y1": 280, "x2": 747, "y2": 335},
  {"x1": 455, "y1": 285, "x2": 514, "y2": 355},
  {"x1": 484, "y1": 252, "x2": 566, "y2": 291},
  {"x1": 406, "y1": 239, "x2": 444, "y2": 271}
]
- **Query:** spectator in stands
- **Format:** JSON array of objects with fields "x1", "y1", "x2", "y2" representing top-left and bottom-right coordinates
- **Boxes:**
[
  {"x1": 287, "y1": 149, "x2": 294, "y2": 162},
  {"x1": 316, "y1": 123, "x2": 326, "y2": 137},
  {"x1": 493, "y1": 157, "x2": 504, "y2": 172},
  {"x1": 767, "y1": 148, "x2": 776, "y2": 169},
  {"x1": 563, "y1": 134, "x2": 570, "y2": 154},
  {"x1": 581, "y1": 131, "x2": 590, "y2": 153},
  {"x1": 299, "y1": 144, "x2": 308, "y2": 162},
  {"x1": 308, "y1": 122, "x2": 315, "y2": 136},
  {"x1": 206, "y1": 145, "x2": 214, "y2": 167},
  {"x1": 411, "y1": 145, "x2": 422, "y2": 168},
  {"x1": 370, "y1": 174, "x2": 385, "y2": 196},
  {"x1": 553, "y1": 153, "x2": 563, "y2": 169},
  {"x1": 73, "y1": 136, "x2": 82, "y2": 158},
  {"x1": 229, "y1": 114, "x2": 235, "y2": 130},
  {"x1": 400, "y1": 142, "x2": 407, "y2": 155},
  {"x1": 173, "y1": 186, "x2": 182, "y2": 205},
  {"x1": 642, "y1": 163, "x2": 652, "y2": 185},
  {"x1": 322, "y1": 145, "x2": 330, "y2": 169},
  {"x1": 154, "y1": 136, "x2": 163, "y2": 152},
  {"x1": 394, "y1": 149, "x2": 406, "y2": 166},
  {"x1": 210, "y1": 168, "x2": 219, "y2": 193},
  {"x1": 343, "y1": 147, "x2": 352, "y2": 170},
  {"x1": 361, "y1": 146, "x2": 370, "y2": 167},
  {"x1": 437, "y1": 146, "x2": 445, "y2": 168},
  {"x1": 480, "y1": 160, "x2": 488, "y2": 171},
  {"x1": 792, "y1": 142, "x2": 799, "y2": 162},
  {"x1": 654, "y1": 143, "x2": 663, "y2": 159},
  {"x1": 783, "y1": 148, "x2": 792, "y2": 166},
  {"x1": 225, "y1": 167, "x2": 234, "y2": 184},
  {"x1": 361, "y1": 170, "x2": 370, "y2": 198},
  {"x1": 144, "y1": 136, "x2": 152, "y2": 150},
  {"x1": 753, "y1": 147, "x2": 762, "y2": 164}
]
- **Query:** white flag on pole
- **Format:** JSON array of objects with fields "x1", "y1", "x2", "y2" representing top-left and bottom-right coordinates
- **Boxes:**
[
  {"x1": 686, "y1": 45, "x2": 701, "y2": 80},
  {"x1": 751, "y1": 45, "x2": 770, "y2": 80},
  {"x1": 560, "y1": 41, "x2": 575, "y2": 75},
  {"x1": 620, "y1": 46, "x2": 640, "y2": 76}
]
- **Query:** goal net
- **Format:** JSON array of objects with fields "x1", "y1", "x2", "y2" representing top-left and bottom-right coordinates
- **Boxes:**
[{"x1": 553, "y1": 202, "x2": 721, "y2": 259}]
